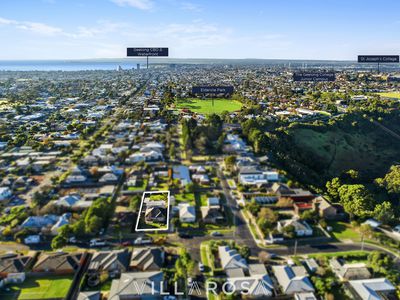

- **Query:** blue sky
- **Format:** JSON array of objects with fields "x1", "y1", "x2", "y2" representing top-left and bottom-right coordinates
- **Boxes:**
[{"x1": 0, "y1": 0, "x2": 399, "y2": 60}]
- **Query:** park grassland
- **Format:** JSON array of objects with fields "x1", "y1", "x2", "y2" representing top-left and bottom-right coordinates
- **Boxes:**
[
  {"x1": 1, "y1": 276, "x2": 73, "y2": 300},
  {"x1": 377, "y1": 92, "x2": 400, "y2": 99},
  {"x1": 175, "y1": 98, "x2": 243, "y2": 115}
]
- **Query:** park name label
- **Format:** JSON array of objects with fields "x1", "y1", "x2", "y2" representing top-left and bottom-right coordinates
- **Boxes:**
[
  {"x1": 293, "y1": 72, "x2": 336, "y2": 82},
  {"x1": 192, "y1": 86, "x2": 234, "y2": 94},
  {"x1": 358, "y1": 55, "x2": 400, "y2": 63},
  {"x1": 127, "y1": 47, "x2": 169, "y2": 57}
]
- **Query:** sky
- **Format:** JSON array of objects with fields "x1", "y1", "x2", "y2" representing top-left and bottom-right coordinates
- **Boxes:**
[{"x1": 0, "y1": 0, "x2": 400, "y2": 60}]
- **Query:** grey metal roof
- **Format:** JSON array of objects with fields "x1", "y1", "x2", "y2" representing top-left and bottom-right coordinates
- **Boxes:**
[
  {"x1": 109, "y1": 271, "x2": 164, "y2": 300},
  {"x1": 272, "y1": 265, "x2": 314, "y2": 294},
  {"x1": 349, "y1": 278, "x2": 396, "y2": 300}
]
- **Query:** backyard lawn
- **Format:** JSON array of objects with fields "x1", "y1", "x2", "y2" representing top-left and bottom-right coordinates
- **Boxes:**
[
  {"x1": 174, "y1": 192, "x2": 195, "y2": 205},
  {"x1": 175, "y1": 98, "x2": 242, "y2": 115},
  {"x1": 0, "y1": 276, "x2": 73, "y2": 300},
  {"x1": 127, "y1": 179, "x2": 148, "y2": 191}
]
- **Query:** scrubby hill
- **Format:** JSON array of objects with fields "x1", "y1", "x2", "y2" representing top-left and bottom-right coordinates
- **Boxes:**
[{"x1": 268, "y1": 112, "x2": 400, "y2": 187}]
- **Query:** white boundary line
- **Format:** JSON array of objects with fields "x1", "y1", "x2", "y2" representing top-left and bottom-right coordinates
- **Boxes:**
[{"x1": 135, "y1": 190, "x2": 170, "y2": 232}]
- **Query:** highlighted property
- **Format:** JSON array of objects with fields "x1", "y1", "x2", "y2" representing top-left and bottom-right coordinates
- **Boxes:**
[{"x1": 135, "y1": 191, "x2": 170, "y2": 232}]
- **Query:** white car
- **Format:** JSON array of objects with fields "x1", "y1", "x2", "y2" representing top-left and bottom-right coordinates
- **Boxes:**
[
  {"x1": 198, "y1": 262, "x2": 205, "y2": 272},
  {"x1": 133, "y1": 237, "x2": 153, "y2": 245},
  {"x1": 89, "y1": 239, "x2": 106, "y2": 247}
]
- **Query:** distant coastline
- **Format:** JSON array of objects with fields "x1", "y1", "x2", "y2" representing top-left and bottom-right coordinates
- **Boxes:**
[{"x1": 0, "y1": 58, "x2": 398, "y2": 71}]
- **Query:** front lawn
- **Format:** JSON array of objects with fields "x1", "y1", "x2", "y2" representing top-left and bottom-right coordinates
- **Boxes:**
[
  {"x1": 308, "y1": 250, "x2": 369, "y2": 262},
  {"x1": 200, "y1": 242, "x2": 214, "y2": 276},
  {"x1": 0, "y1": 276, "x2": 73, "y2": 300},
  {"x1": 328, "y1": 221, "x2": 361, "y2": 241}
]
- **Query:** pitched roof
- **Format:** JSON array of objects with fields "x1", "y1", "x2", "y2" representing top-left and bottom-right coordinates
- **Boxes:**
[
  {"x1": 179, "y1": 203, "x2": 196, "y2": 219},
  {"x1": 130, "y1": 247, "x2": 164, "y2": 271},
  {"x1": 0, "y1": 253, "x2": 33, "y2": 273},
  {"x1": 55, "y1": 194, "x2": 81, "y2": 207},
  {"x1": 349, "y1": 278, "x2": 396, "y2": 300},
  {"x1": 89, "y1": 249, "x2": 130, "y2": 272},
  {"x1": 77, "y1": 291, "x2": 100, "y2": 300},
  {"x1": 21, "y1": 215, "x2": 59, "y2": 229},
  {"x1": 272, "y1": 265, "x2": 314, "y2": 294},
  {"x1": 33, "y1": 252, "x2": 82, "y2": 272},
  {"x1": 201, "y1": 206, "x2": 224, "y2": 221},
  {"x1": 227, "y1": 274, "x2": 274, "y2": 296},
  {"x1": 145, "y1": 206, "x2": 167, "y2": 221},
  {"x1": 330, "y1": 258, "x2": 371, "y2": 280},
  {"x1": 279, "y1": 219, "x2": 312, "y2": 232},
  {"x1": 218, "y1": 246, "x2": 248, "y2": 270},
  {"x1": 109, "y1": 271, "x2": 164, "y2": 299}
]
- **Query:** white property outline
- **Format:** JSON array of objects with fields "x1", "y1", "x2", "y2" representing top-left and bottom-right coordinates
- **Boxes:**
[{"x1": 135, "y1": 190, "x2": 170, "y2": 232}]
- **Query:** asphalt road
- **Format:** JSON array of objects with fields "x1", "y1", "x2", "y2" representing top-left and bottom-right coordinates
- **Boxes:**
[{"x1": 216, "y1": 168, "x2": 258, "y2": 251}]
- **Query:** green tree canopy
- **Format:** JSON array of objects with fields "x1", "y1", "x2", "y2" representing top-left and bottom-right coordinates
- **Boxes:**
[
  {"x1": 375, "y1": 165, "x2": 400, "y2": 195},
  {"x1": 338, "y1": 184, "x2": 375, "y2": 219}
]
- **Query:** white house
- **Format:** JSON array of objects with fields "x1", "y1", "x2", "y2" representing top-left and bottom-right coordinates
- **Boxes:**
[
  {"x1": 54, "y1": 194, "x2": 81, "y2": 208},
  {"x1": 0, "y1": 187, "x2": 12, "y2": 201},
  {"x1": 192, "y1": 174, "x2": 210, "y2": 184},
  {"x1": 128, "y1": 150, "x2": 163, "y2": 163},
  {"x1": 277, "y1": 219, "x2": 313, "y2": 237},
  {"x1": 51, "y1": 213, "x2": 71, "y2": 235},
  {"x1": 178, "y1": 203, "x2": 196, "y2": 223},
  {"x1": 218, "y1": 246, "x2": 248, "y2": 271},
  {"x1": 140, "y1": 142, "x2": 165, "y2": 153},
  {"x1": 238, "y1": 167, "x2": 268, "y2": 186},
  {"x1": 265, "y1": 171, "x2": 279, "y2": 181}
]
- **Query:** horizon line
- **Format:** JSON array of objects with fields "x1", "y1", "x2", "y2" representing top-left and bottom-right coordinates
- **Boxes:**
[{"x1": 0, "y1": 57, "x2": 359, "y2": 62}]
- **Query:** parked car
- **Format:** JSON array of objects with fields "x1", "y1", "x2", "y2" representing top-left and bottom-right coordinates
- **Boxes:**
[
  {"x1": 198, "y1": 262, "x2": 205, "y2": 272},
  {"x1": 89, "y1": 239, "x2": 106, "y2": 247},
  {"x1": 24, "y1": 235, "x2": 40, "y2": 245},
  {"x1": 133, "y1": 237, "x2": 153, "y2": 245},
  {"x1": 210, "y1": 231, "x2": 223, "y2": 237}
]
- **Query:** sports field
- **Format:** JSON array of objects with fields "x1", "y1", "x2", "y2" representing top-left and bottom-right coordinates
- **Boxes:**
[
  {"x1": 0, "y1": 276, "x2": 72, "y2": 300},
  {"x1": 377, "y1": 92, "x2": 400, "y2": 99},
  {"x1": 176, "y1": 98, "x2": 243, "y2": 115}
]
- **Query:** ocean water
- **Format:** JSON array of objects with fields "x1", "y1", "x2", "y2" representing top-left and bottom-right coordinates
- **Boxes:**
[
  {"x1": 0, "y1": 60, "x2": 144, "y2": 71},
  {"x1": 0, "y1": 58, "x2": 394, "y2": 72}
]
